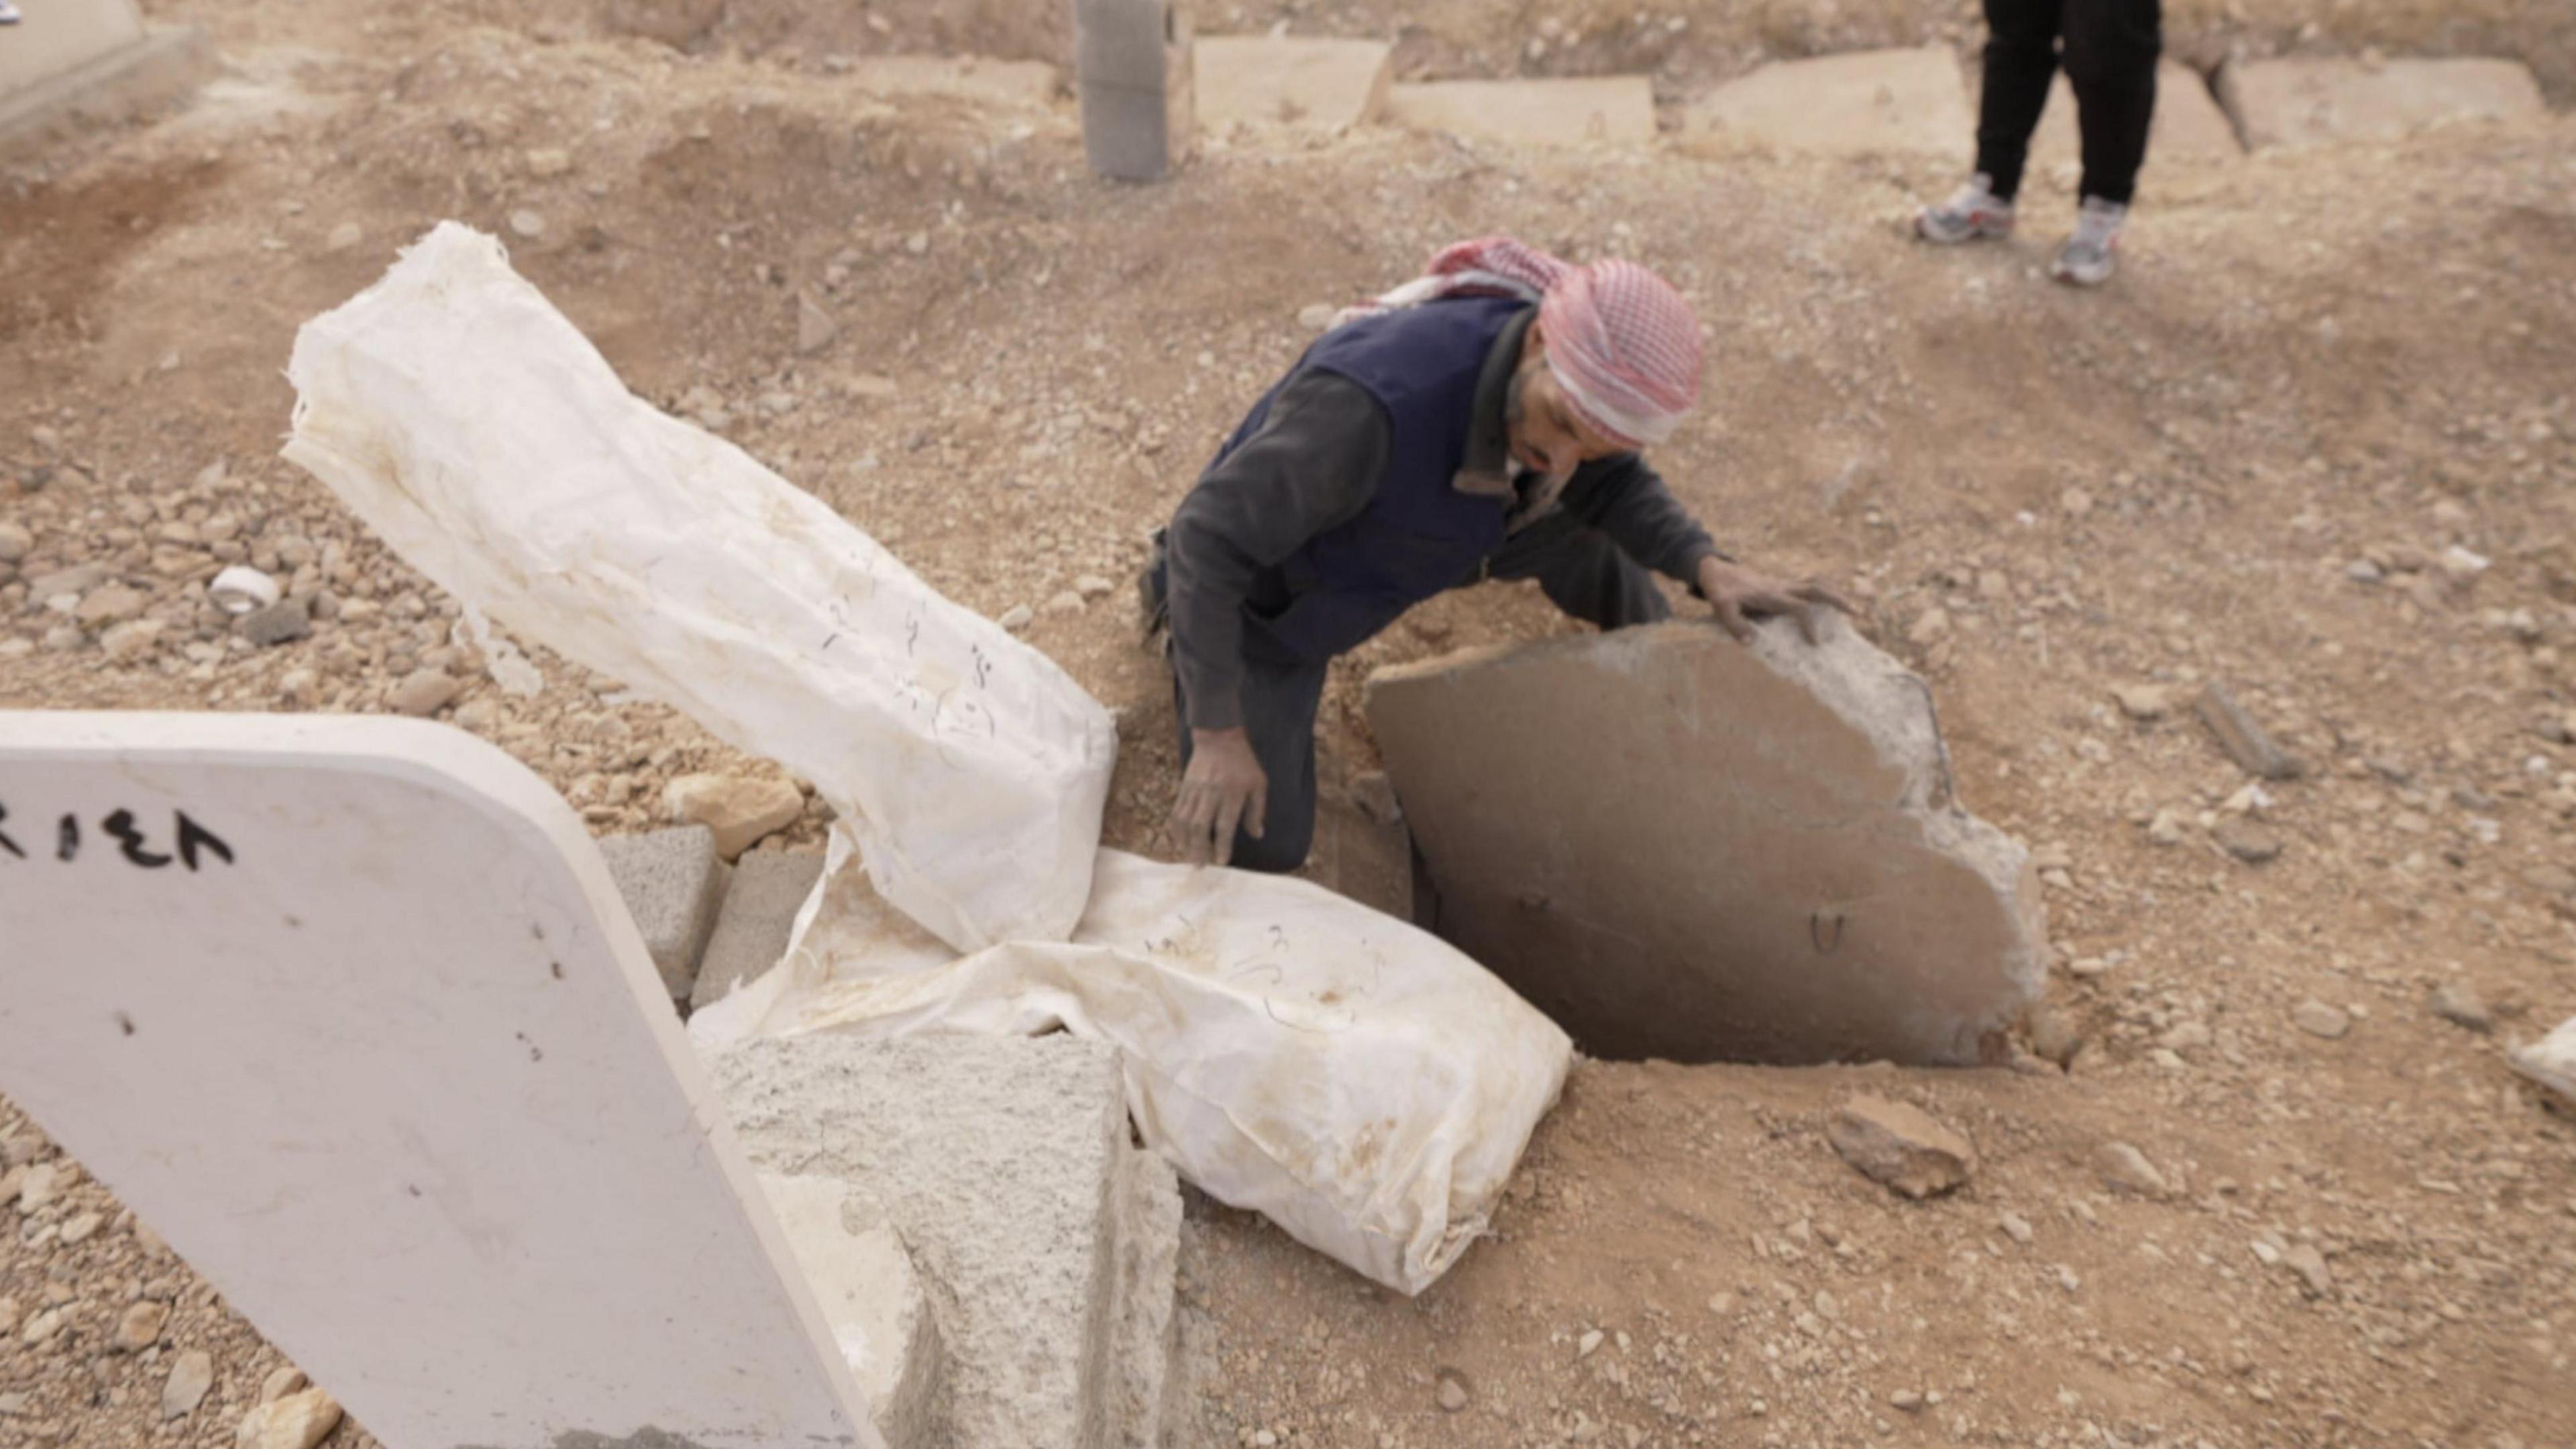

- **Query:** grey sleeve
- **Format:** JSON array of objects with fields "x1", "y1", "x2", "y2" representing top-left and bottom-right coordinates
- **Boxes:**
[
  {"x1": 1560, "y1": 454, "x2": 1726, "y2": 586},
  {"x1": 1167, "y1": 370, "x2": 1390, "y2": 731}
]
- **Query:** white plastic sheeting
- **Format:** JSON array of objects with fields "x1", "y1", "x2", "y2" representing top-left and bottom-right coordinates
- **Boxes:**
[
  {"x1": 695, "y1": 848, "x2": 1574, "y2": 1295},
  {"x1": 284, "y1": 223, "x2": 1115, "y2": 952}
]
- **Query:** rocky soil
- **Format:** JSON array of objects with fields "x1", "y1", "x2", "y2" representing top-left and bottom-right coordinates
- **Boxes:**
[{"x1": 5, "y1": 3, "x2": 2574, "y2": 1448}]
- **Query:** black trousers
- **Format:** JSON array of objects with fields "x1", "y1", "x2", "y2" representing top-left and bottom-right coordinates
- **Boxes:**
[
  {"x1": 1976, "y1": 0, "x2": 2162, "y2": 207},
  {"x1": 1171, "y1": 513, "x2": 1670, "y2": 873}
]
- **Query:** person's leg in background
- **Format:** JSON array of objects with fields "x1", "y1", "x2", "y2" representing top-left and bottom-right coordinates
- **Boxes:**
[
  {"x1": 2053, "y1": 0, "x2": 2161, "y2": 284},
  {"x1": 1920, "y1": 0, "x2": 2066, "y2": 245}
]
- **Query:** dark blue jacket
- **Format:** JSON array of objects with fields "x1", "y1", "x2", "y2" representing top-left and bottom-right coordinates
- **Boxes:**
[{"x1": 1218, "y1": 296, "x2": 1525, "y2": 663}]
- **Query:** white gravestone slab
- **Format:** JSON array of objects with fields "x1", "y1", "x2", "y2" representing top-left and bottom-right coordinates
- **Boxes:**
[{"x1": 0, "y1": 711, "x2": 884, "y2": 1449}]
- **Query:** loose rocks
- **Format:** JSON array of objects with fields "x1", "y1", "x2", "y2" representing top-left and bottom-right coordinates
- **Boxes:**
[
  {"x1": 2111, "y1": 684, "x2": 2169, "y2": 720},
  {"x1": 162, "y1": 1350, "x2": 215, "y2": 1419},
  {"x1": 796, "y1": 292, "x2": 841, "y2": 355},
  {"x1": 2281, "y1": 1244, "x2": 2333, "y2": 1298},
  {"x1": 76, "y1": 584, "x2": 150, "y2": 627},
  {"x1": 116, "y1": 1301, "x2": 170, "y2": 1352},
  {"x1": 2428, "y1": 981, "x2": 2491, "y2": 1032},
  {"x1": 663, "y1": 773, "x2": 803, "y2": 859},
  {"x1": 1436, "y1": 1373, "x2": 1469, "y2": 1413},
  {"x1": 2096, "y1": 1141, "x2": 2168, "y2": 1197},
  {"x1": 260, "y1": 1368, "x2": 309, "y2": 1405},
  {"x1": 1827, "y1": 1095, "x2": 1975, "y2": 1199},
  {"x1": 101, "y1": 619, "x2": 164, "y2": 661},
  {"x1": 239, "y1": 598, "x2": 313, "y2": 647},
  {"x1": 2294, "y1": 1001, "x2": 2351, "y2": 1039},
  {"x1": 2194, "y1": 682, "x2": 2302, "y2": 781},
  {"x1": 387, "y1": 668, "x2": 463, "y2": 717},
  {"x1": 2213, "y1": 818, "x2": 2284, "y2": 864},
  {"x1": 234, "y1": 1389, "x2": 343, "y2": 1449}
]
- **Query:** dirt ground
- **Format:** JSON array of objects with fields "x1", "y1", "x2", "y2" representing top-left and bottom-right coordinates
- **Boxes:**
[{"x1": 4, "y1": 2, "x2": 2574, "y2": 1447}]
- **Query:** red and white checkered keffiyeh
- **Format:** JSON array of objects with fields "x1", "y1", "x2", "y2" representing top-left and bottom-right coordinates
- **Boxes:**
[{"x1": 1330, "y1": 237, "x2": 1702, "y2": 449}]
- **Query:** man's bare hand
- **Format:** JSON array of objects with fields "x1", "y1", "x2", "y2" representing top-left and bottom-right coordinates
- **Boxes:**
[
  {"x1": 1169, "y1": 727, "x2": 1268, "y2": 867},
  {"x1": 1697, "y1": 555, "x2": 1856, "y2": 645}
]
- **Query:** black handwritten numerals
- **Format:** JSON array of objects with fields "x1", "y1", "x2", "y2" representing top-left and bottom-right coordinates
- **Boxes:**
[{"x1": 0, "y1": 804, "x2": 234, "y2": 871}]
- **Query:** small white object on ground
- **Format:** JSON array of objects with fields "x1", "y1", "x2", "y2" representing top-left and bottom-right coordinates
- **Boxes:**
[
  {"x1": 2509, "y1": 1015, "x2": 2576, "y2": 1105},
  {"x1": 209, "y1": 565, "x2": 282, "y2": 616}
]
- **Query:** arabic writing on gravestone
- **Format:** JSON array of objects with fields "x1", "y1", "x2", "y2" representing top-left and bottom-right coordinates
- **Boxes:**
[{"x1": 0, "y1": 803, "x2": 234, "y2": 870}]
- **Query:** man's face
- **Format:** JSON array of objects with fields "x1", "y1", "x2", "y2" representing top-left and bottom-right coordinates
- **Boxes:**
[{"x1": 1505, "y1": 328, "x2": 1629, "y2": 481}]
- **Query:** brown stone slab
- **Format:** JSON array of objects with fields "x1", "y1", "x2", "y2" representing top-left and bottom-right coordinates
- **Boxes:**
[
  {"x1": 1679, "y1": 48, "x2": 1973, "y2": 163},
  {"x1": 1365, "y1": 619, "x2": 2045, "y2": 1066},
  {"x1": 2218, "y1": 57, "x2": 2545, "y2": 150},
  {"x1": 1385, "y1": 77, "x2": 1658, "y2": 148},
  {"x1": 1193, "y1": 34, "x2": 1392, "y2": 133}
]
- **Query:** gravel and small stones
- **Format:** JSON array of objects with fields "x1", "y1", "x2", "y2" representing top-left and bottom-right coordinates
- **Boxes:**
[
  {"x1": 239, "y1": 597, "x2": 313, "y2": 647},
  {"x1": 1826, "y1": 1095, "x2": 1975, "y2": 1199},
  {"x1": 1435, "y1": 1373, "x2": 1469, "y2": 1413},
  {"x1": 2212, "y1": 817, "x2": 2284, "y2": 863},
  {"x1": 2096, "y1": 1141, "x2": 2169, "y2": 1197},
  {"x1": 234, "y1": 1388, "x2": 343, "y2": 1449},
  {"x1": 2293, "y1": 1000, "x2": 2352, "y2": 1039},
  {"x1": 160, "y1": 1350, "x2": 214, "y2": 1419},
  {"x1": 115, "y1": 1299, "x2": 171, "y2": 1352},
  {"x1": 388, "y1": 667, "x2": 464, "y2": 717},
  {"x1": 2428, "y1": 981, "x2": 2492, "y2": 1032}
]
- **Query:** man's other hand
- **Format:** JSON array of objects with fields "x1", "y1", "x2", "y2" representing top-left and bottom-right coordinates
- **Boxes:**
[
  {"x1": 1697, "y1": 555, "x2": 1856, "y2": 645},
  {"x1": 1170, "y1": 727, "x2": 1269, "y2": 867}
]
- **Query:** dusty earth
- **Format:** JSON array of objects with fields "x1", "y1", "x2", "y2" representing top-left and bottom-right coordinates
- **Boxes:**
[{"x1": 5, "y1": 2, "x2": 2575, "y2": 1448}]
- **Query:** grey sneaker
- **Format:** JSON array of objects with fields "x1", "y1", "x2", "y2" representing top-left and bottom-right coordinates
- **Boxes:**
[
  {"x1": 1916, "y1": 174, "x2": 2015, "y2": 245},
  {"x1": 2051, "y1": 197, "x2": 2129, "y2": 286}
]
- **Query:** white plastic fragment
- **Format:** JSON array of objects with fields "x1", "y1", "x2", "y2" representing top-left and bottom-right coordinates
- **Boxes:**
[{"x1": 207, "y1": 566, "x2": 282, "y2": 616}]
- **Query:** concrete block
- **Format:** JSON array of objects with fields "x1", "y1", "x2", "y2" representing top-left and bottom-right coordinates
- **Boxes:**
[
  {"x1": 1680, "y1": 48, "x2": 1972, "y2": 162},
  {"x1": 1364, "y1": 619, "x2": 2047, "y2": 1066},
  {"x1": 844, "y1": 56, "x2": 1061, "y2": 109},
  {"x1": 2218, "y1": 56, "x2": 2544, "y2": 150},
  {"x1": 690, "y1": 848, "x2": 827, "y2": 1015},
  {"x1": 1193, "y1": 34, "x2": 1392, "y2": 134},
  {"x1": 759, "y1": 1175, "x2": 947, "y2": 1448},
  {"x1": 1077, "y1": 0, "x2": 1194, "y2": 180},
  {"x1": 0, "y1": 23, "x2": 215, "y2": 148},
  {"x1": 1385, "y1": 76, "x2": 1658, "y2": 148},
  {"x1": 598, "y1": 825, "x2": 731, "y2": 1001},
  {"x1": 713, "y1": 1034, "x2": 1182, "y2": 1449},
  {"x1": 2028, "y1": 62, "x2": 2243, "y2": 174}
]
